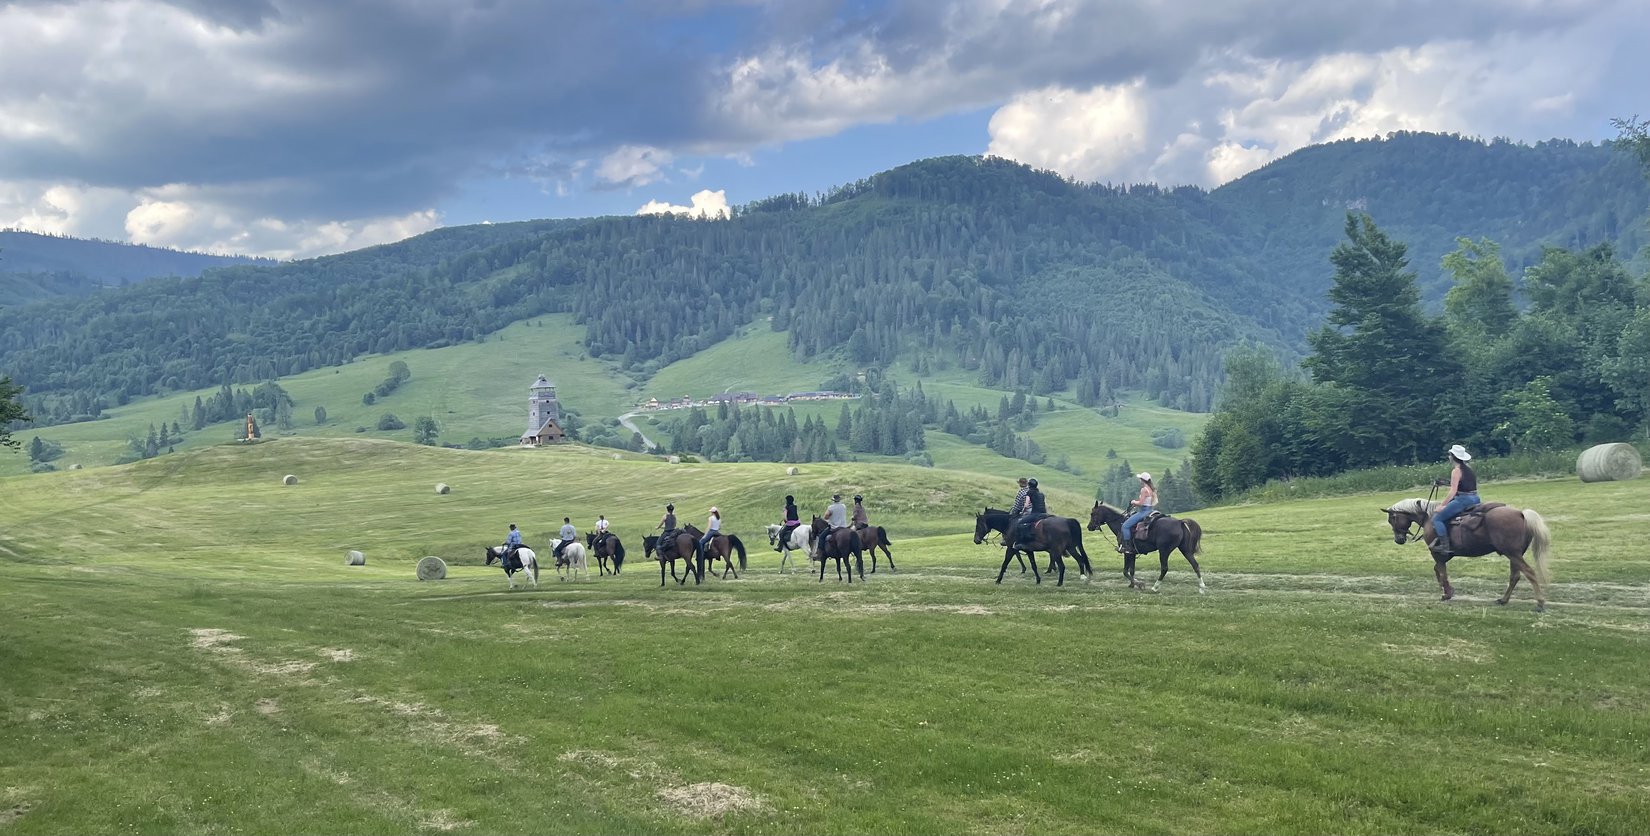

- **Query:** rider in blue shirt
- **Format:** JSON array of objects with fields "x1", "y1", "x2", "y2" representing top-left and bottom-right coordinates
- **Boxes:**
[
  {"x1": 504, "y1": 523, "x2": 522, "y2": 568},
  {"x1": 554, "y1": 517, "x2": 575, "y2": 559}
]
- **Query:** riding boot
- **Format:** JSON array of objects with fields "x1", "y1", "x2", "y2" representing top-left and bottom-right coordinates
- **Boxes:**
[{"x1": 1429, "y1": 534, "x2": 1452, "y2": 558}]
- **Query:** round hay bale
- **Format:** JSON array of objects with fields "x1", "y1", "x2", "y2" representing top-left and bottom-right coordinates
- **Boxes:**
[
  {"x1": 785, "y1": 466, "x2": 799, "y2": 476},
  {"x1": 70, "y1": 463, "x2": 83, "y2": 470},
  {"x1": 434, "y1": 482, "x2": 450, "y2": 495},
  {"x1": 667, "y1": 455, "x2": 681, "y2": 464},
  {"x1": 1577, "y1": 443, "x2": 1642, "y2": 483},
  {"x1": 416, "y1": 556, "x2": 448, "y2": 581},
  {"x1": 613, "y1": 453, "x2": 623, "y2": 460},
  {"x1": 282, "y1": 474, "x2": 298, "y2": 486},
  {"x1": 345, "y1": 550, "x2": 366, "y2": 566}
]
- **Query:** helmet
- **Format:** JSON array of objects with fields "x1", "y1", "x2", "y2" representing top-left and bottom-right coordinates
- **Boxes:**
[
  {"x1": 1026, "y1": 479, "x2": 1037, "y2": 488},
  {"x1": 853, "y1": 495, "x2": 863, "y2": 502},
  {"x1": 785, "y1": 495, "x2": 794, "y2": 503},
  {"x1": 1137, "y1": 472, "x2": 1151, "y2": 481},
  {"x1": 666, "y1": 503, "x2": 674, "y2": 511}
]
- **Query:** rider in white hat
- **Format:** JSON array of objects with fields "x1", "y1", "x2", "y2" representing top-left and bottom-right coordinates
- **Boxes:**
[
  {"x1": 1120, "y1": 472, "x2": 1157, "y2": 554},
  {"x1": 1430, "y1": 445, "x2": 1478, "y2": 556},
  {"x1": 699, "y1": 506, "x2": 723, "y2": 560}
]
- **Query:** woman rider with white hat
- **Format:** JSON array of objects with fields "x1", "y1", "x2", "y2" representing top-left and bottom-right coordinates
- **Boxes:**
[
  {"x1": 1430, "y1": 445, "x2": 1479, "y2": 556},
  {"x1": 1120, "y1": 472, "x2": 1157, "y2": 553}
]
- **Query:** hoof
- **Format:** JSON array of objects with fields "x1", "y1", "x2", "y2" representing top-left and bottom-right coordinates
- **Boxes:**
[
  {"x1": 1495, "y1": 598, "x2": 1509, "y2": 606},
  {"x1": 1534, "y1": 603, "x2": 1546, "y2": 613}
]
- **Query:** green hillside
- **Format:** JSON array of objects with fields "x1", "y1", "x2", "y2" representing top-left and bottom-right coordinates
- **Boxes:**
[{"x1": 1, "y1": 438, "x2": 1645, "y2": 833}]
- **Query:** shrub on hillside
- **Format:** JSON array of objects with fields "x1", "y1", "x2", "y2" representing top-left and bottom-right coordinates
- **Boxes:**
[{"x1": 377, "y1": 414, "x2": 405, "y2": 431}]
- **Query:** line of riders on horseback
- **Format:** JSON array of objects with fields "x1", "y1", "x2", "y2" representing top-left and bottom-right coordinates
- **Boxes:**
[{"x1": 480, "y1": 443, "x2": 1547, "y2": 608}]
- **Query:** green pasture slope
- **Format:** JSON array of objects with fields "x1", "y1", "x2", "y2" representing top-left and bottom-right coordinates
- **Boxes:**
[
  {"x1": 5, "y1": 315, "x2": 1204, "y2": 495},
  {"x1": 2, "y1": 437, "x2": 1647, "y2": 834}
]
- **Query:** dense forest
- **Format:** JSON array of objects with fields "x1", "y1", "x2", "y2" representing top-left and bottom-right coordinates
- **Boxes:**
[
  {"x1": 3, "y1": 133, "x2": 1649, "y2": 455},
  {"x1": 0, "y1": 229, "x2": 268, "y2": 306}
]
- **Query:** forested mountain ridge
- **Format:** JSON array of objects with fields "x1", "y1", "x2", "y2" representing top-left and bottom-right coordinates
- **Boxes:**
[
  {"x1": 0, "y1": 229, "x2": 268, "y2": 305},
  {"x1": 3, "y1": 133, "x2": 1647, "y2": 429}
]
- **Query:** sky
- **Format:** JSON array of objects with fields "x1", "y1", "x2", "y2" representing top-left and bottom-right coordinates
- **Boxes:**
[{"x1": 0, "y1": 0, "x2": 1645, "y2": 260}]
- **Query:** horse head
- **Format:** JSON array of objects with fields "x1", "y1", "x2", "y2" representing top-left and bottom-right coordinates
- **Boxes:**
[
  {"x1": 973, "y1": 511, "x2": 991, "y2": 544},
  {"x1": 766, "y1": 523, "x2": 782, "y2": 546},
  {"x1": 484, "y1": 546, "x2": 498, "y2": 566},
  {"x1": 1383, "y1": 499, "x2": 1430, "y2": 545}
]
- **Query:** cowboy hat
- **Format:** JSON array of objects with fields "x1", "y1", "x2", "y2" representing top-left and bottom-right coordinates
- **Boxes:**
[
  {"x1": 1137, "y1": 472, "x2": 1152, "y2": 481},
  {"x1": 1448, "y1": 444, "x2": 1472, "y2": 461}
]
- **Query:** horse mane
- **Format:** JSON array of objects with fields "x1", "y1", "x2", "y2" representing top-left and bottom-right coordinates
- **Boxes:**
[
  {"x1": 1095, "y1": 502, "x2": 1125, "y2": 514},
  {"x1": 1390, "y1": 498, "x2": 1437, "y2": 517},
  {"x1": 982, "y1": 507, "x2": 1010, "y2": 517}
]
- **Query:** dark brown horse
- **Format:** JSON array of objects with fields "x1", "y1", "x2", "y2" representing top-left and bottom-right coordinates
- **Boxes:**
[
  {"x1": 1382, "y1": 498, "x2": 1551, "y2": 611},
  {"x1": 643, "y1": 530, "x2": 701, "y2": 586},
  {"x1": 681, "y1": 524, "x2": 746, "y2": 582},
  {"x1": 584, "y1": 531, "x2": 626, "y2": 576},
  {"x1": 810, "y1": 516, "x2": 863, "y2": 582},
  {"x1": 973, "y1": 508, "x2": 1092, "y2": 586},
  {"x1": 1088, "y1": 502, "x2": 1206, "y2": 593},
  {"x1": 855, "y1": 524, "x2": 896, "y2": 572}
]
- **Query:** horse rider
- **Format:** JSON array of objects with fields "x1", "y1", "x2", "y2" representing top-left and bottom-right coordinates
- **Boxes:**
[
  {"x1": 1010, "y1": 477, "x2": 1031, "y2": 518},
  {"x1": 655, "y1": 503, "x2": 677, "y2": 554},
  {"x1": 1014, "y1": 478, "x2": 1048, "y2": 544},
  {"x1": 1120, "y1": 472, "x2": 1157, "y2": 553},
  {"x1": 778, "y1": 494, "x2": 802, "y2": 551},
  {"x1": 852, "y1": 494, "x2": 869, "y2": 530},
  {"x1": 1431, "y1": 444, "x2": 1479, "y2": 558},
  {"x1": 817, "y1": 493, "x2": 848, "y2": 557},
  {"x1": 595, "y1": 514, "x2": 610, "y2": 540},
  {"x1": 503, "y1": 523, "x2": 523, "y2": 568},
  {"x1": 554, "y1": 517, "x2": 576, "y2": 560},
  {"x1": 698, "y1": 507, "x2": 723, "y2": 560}
]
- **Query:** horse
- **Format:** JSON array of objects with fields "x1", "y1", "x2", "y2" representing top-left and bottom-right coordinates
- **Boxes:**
[
  {"x1": 809, "y1": 516, "x2": 862, "y2": 582},
  {"x1": 585, "y1": 531, "x2": 626, "y2": 576},
  {"x1": 973, "y1": 508, "x2": 1091, "y2": 586},
  {"x1": 1382, "y1": 498, "x2": 1551, "y2": 611},
  {"x1": 551, "y1": 540, "x2": 588, "y2": 582},
  {"x1": 767, "y1": 522, "x2": 815, "y2": 574},
  {"x1": 483, "y1": 545, "x2": 539, "y2": 589},
  {"x1": 680, "y1": 524, "x2": 746, "y2": 581},
  {"x1": 855, "y1": 524, "x2": 896, "y2": 573},
  {"x1": 1089, "y1": 502, "x2": 1206, "y2": 593},
  {"x1": 643, "y1": 532, "x2": 701, "y2": 587}
]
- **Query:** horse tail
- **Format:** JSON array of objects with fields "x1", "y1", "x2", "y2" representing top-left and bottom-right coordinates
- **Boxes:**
[
  {"x1": 1181, "y1": 520, "x2": 1203, "y2": 556},
  {"x1": 1523, "y1": 509, "x2": 1551, "y2": 587},
  {"x1": 1065, "y1": 518, "x2": 1088, "y2": 561},
  {"x1": 613, "y1": 538, "x2": 625, "y2": 569},
  {"x1": 529, "y1": 551, "x2": 539, "y2": 584},
  {"x1": 729, "y1": 535, "x2": 747, "y2": 571},
  {"x1": 879, "y1": 526, "x2": 892, "y2": 547}
]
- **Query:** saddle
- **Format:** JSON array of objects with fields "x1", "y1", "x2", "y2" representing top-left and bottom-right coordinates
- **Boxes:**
[
  {"x1": 1445, "y1": 503, "x2": 1505, "y2": 541},
  {"x1": 1131, "y1": 511, "x2": 1167, "y2": 543},
  {"x1": 502, "y1": 548, "x2": 522, "y2": 572},
  {"x1": 1013, "y1": 514, "x2": 1049, "y2": 546},
  {"x1": 658, "y1": 530, "x2": 679, "y2": 558}
]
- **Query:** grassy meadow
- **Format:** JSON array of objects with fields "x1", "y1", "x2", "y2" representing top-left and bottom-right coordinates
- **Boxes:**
[{"x1": 2, "y1": 437, "x2": 1648, "y2": 834}]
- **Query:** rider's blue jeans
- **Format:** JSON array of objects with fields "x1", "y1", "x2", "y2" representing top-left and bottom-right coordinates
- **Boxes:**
[
  {"x1": 1433, "y1": 493, "x2": 1479, "y2": 539},
  {"x1": 1123, "y1": 506, "x2": 1153, "y2": 540}
]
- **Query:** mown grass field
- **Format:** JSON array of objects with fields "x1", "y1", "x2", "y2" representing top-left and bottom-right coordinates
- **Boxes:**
[{"x1": 2, "y1": 438, "x2": 1647, "y2": 835}]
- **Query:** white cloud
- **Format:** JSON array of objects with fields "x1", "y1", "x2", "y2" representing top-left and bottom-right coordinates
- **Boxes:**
[
  {"x1": 986, "y1": 82, "x2": 1149, "y2": 181},
  {"x1": 123, "y1": 192, "x2": 440, "y2": 259},
  {"x1": 596, "y1": 145, "x2": 675, "y2": 188},
  {"x1": 636, "y1": 189, "x2": 731, "y2": 220}
]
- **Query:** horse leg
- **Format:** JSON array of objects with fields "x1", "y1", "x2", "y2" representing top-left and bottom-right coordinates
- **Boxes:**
[
  {"x1": 1123, "y1": 553, "x2": 1137, "y2": 589},
  {"x1": 1433, "y1": 558, "x2": 1455, "y2": 601},
  {"x1": 854, "y1": 549, "x2": 864, "y2": 581},
  {"x1": 726, "y1": 549, "x2": 739, "y2": 579},
  {"x1": 996, "y1": 548, "x2": 1016, "y2": 584},
  {"x1": 1496, "y1": 557, "x2": 1523, "y2": 606},
  {"x1": 1152, "y1": 549, "x2": 1170, "y2": 592},
  {"x1": 660, "y1": 559, "x2": 667, "y2": 587},
  {"x1": 1052, "y1": 551, "x2": 1065, "y2": 587},
  {"x1": 882, "y1": 545, "x2": 896, "y2": 572},
  {"x1": 1181, "y1": 545, "x2": 1205, "y2": 594}
]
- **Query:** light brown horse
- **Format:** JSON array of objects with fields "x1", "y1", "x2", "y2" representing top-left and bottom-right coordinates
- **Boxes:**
[
  {"x1": 810, "y1": 516, "x2": 862, "y2": 582},
  {"x1": 681, "y1": 523, "x2": 746, "y2": 582},
  {"x1": 855, "y1": 524, "x2": 895, "y2": 572},
  {"x1": 1383, "y1": 498, "x2": 1551, "y2": 611}
]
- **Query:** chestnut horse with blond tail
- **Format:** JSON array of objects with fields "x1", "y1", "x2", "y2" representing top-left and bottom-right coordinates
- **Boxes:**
[{"x1": 1382, "y1": 498, "x2": 1551, "y2": 612}]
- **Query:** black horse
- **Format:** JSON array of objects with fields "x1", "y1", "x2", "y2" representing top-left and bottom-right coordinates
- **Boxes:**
[
  {"x1": 973, "y1": 508, "x2": 1092, "y2": 586},
  {"x1": 643, "y1": 531, "x2": 701, "y2": 587},
  {"x1": 1088, "y1": 502, "x2": 1206, "y2": 593},
  {"x1": 585, "y1": 531, "x2": 626, "y2": 576},
  {"x1": 809, "y1": 516, "x2": 863, "y2": 582}
]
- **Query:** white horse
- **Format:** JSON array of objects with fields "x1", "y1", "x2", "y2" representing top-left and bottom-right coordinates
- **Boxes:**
[
  {"x1": 552, "y1": 540, "x2": 589, "y2": 581},
  {"x1": 483, "y1": 545, "x2": 539, "y2": 589},
  {"x1": 766, "y1": 523, "x2": 815, "y2": 574}
]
